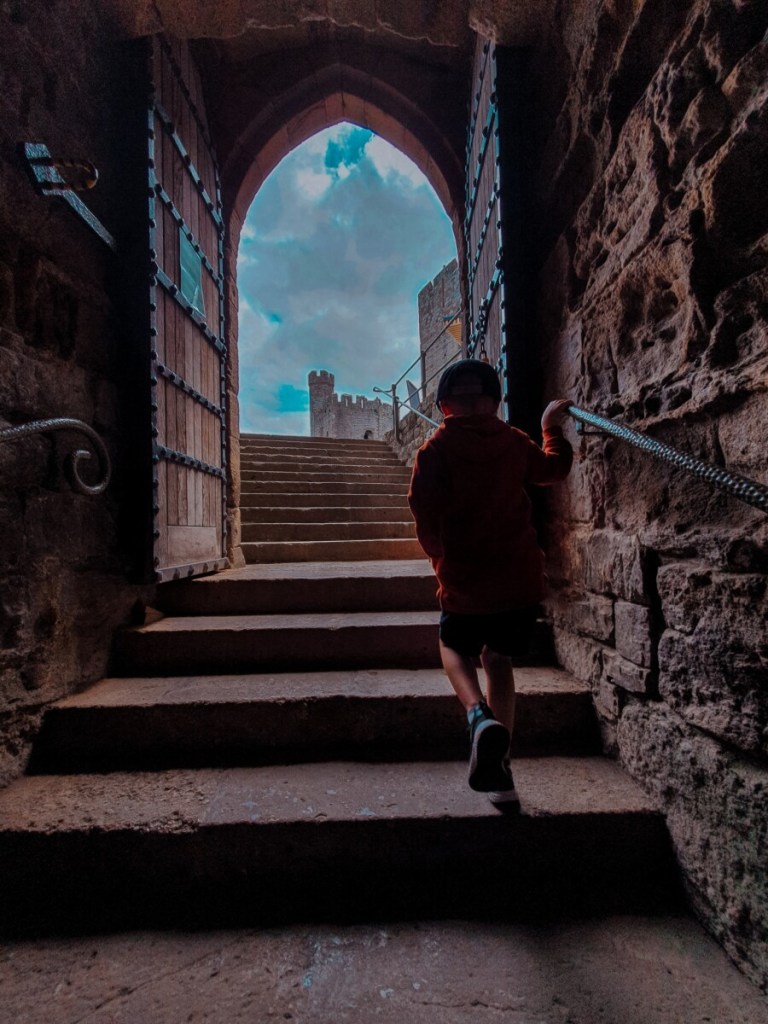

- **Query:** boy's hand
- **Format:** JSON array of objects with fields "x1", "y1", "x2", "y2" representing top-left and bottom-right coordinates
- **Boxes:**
[{"x1": 541, "y1": 399, "x2": 572, "y2": 431}]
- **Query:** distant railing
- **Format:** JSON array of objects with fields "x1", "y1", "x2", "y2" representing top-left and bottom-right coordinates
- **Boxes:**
[{"x1": 374, "y1": 308, "x2": 461, "y2": 440}]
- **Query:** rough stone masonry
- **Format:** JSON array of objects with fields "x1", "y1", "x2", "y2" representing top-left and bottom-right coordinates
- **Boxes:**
[
  {"x1": 534, "y1": 0, "x2": 768, "y2": 989},
  {"x1": 0, "y1": 0, "x2": 766, "y2": 993}
]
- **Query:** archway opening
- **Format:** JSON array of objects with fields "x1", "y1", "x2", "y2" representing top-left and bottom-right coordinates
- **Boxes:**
[{"x1": 236, "y1": 122, "x2": 458, "y2": 438}]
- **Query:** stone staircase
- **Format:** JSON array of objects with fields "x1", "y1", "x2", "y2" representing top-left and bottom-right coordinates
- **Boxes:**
[
  {"x1": 239, "y1": 433, "x2": 423, "y2": 562},
  {"x1": 0, "y1": 435, "x2": 679, "y2": 934}
]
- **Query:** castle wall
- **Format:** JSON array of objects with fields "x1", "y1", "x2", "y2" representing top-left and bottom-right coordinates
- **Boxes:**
[
  {"x1": 533, "y1": 0, "x2": 768, "y2": 987},
  {"x1": 0, "y1": 1, "x2": 150, "y2": 784},
  {"x1": 308, "y1": 370, "x2": 393, "y2": 440},
  {"x1": 417, "y1": 259, "x2": 462, "y2": 402}
]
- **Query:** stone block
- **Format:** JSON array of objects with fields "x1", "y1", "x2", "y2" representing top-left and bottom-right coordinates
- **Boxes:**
[
  {"x1": 553, "y1": 591, "x2": 614, "y2": 643},
  {"x1": 707, "y1": 268, "x2": 768, "y2": 372},
  {"x1": 656, "y1": 563, "x2": 768, "y2": 754},
  {"x1": 596, "y1": 678, "x2": 625, "y2": 719},
  {"x1": 573, "y1": 100, "x2": 666, "y2": 297},
  {"x1": 575, "y1": 529, "x2": 650, "y2": 604},
  {"x1": 552, "y1": 627, "x2": 604, "y2": 688},
  {"x1": 716, "y1": 392, "x2": 768, "y2": 481},
  {"x1": 618, "y1": 701, "x2": 768, "y2": 990},
  {"x1": 614, "y1": 600, "x2": 653, "y2": 667},
  {"x1": 602, "y1": 648, "x2": 654, "y2": 696}
]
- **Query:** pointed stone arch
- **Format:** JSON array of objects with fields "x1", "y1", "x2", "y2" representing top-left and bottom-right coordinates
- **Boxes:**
[
  {"x1": 208, "y1": 47, "x2": 469, "y2": 563},
  {"x1": 218, "y1": 58, "x2": 467, "y2": 253}
]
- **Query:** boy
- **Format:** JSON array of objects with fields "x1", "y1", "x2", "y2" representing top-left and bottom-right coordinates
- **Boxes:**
[{"x1": 407, "y1": 359, "x2": 573, "y2": 808}]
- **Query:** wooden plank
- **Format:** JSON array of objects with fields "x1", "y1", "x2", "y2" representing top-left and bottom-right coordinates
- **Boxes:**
[
  {"x1": 149, "y1": 36, "x2": 226, "y2": 578},
  {"x1": 167, "y1": 524, "x2": 219, "y2": 564}
]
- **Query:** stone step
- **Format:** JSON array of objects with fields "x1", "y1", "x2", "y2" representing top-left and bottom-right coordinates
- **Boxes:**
[
  {"x1": 30, "y1": 667, "x2": 600, "y2": 773},
  {"x1": 242, "y1": 433, "x2": 392, "y2": 444},
  {"x1": 240, "y1": 450, "x2": 403, "y2": 467},
  {"x1": 242, "y1": 521, "x2": 417, "y2": 543},
  {"x1": 240, "y1": 479, "x2": 409, "y2": 495},
  {"x1": 0, "y1": 757, "x2": 677, "y2": 932},
  {"x1": 240, "y1": 492, "x2": 410, "y2": 508},
  {"x1": 116, "y1": 610, "x2": 441, "y2": 675},
  {"x1": 240, "y1": 505, "x2": 413, "y2": 524},
  {"x1": 240, "y1": 435, "x2": 394, "y2": 454},
  {"x1": 242, "y1": 537, "x2": 425, "y2": 562},
  {"x1": 155, "y1": 561, "x2": 438, "y2": 615},
  {"x1": 240, "y1": 467, "x2": 411, "y2": 484}
]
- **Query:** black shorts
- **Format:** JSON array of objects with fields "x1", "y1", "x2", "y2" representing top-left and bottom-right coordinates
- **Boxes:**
[{"x1": 439, "y1": 607, "x2": 538, "y2": 659}]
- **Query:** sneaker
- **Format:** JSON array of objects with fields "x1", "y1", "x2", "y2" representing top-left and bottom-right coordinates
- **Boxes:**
[
  {"x1": 467, "y1": 701, "x2": 511, "y2": 792},
  {"x1": 488, "y1": 759, "x2": 520, "y2": 812}
]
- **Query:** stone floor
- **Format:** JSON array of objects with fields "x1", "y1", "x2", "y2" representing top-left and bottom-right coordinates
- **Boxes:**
[{"x1": 2, "y1": 915, "x2": 767, "y2": 1023}]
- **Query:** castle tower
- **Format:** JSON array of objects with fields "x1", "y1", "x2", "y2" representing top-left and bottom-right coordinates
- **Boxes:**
[{"x1": 308, "y1": 370, "x2": 335, "y2": 437}]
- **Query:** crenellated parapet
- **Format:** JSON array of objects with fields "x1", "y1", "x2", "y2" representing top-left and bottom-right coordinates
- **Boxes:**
[{"x1": 308, "y1": 370, "x2": 392, "y2": 440}]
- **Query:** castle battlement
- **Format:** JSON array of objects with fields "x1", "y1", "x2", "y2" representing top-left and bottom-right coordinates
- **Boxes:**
[
  {"x1": 308, "y1": 370, "x2": 391, "y2": 440},
  {"x1": 308, "y1": 369, "x2": 335, "y2": 387}
]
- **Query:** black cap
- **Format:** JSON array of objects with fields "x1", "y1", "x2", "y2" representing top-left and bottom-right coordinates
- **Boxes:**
[{"x1": 436, "y1": 359, "x2": 502, "y2": 407}]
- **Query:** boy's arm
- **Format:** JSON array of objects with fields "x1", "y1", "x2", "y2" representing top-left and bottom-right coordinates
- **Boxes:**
[
  {"x1": 526, "y1": 399, "x2": 574, "y2": 485},
  {"x1": 407, "y1": 446, "x2": 444, "y2": 559}
]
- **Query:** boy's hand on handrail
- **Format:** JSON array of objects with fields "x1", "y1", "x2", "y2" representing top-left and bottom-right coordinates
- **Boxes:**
[{"x1": 541, "y1": 399, "x2": 572, "y2": 431}]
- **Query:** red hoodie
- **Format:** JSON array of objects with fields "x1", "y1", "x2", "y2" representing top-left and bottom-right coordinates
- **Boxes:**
[{"x1": 407, "y1": 414, "x2": 573, "y2": 614}]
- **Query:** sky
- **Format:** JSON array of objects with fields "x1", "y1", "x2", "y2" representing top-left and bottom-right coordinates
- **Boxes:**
[{"x1": 237, "y1": 124, "x2": 457, "y2": 436}]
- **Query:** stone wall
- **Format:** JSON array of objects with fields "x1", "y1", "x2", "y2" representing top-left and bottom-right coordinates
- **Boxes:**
[
  {"x1": 308, "y1": 370, "x2": 393, "y2": 440},
  {"x1": 385, "y1": 397, "x2": 443, "y2": 467},
  {"x1": 418, "y1": 259, "x2": 462, "y2": 403},
  {"x1": 534, "y1": 0, "x2": 768, "y2": 988},
  {"x1": 385, "y1": 262, "x2": 460, "y2": 464},
  {"x1": 0, "y1": 1, "x2": 150, "y2": 785}
]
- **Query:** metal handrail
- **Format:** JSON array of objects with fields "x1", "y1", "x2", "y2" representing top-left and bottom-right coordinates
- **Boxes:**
[
  {"x1": 393, "y1": 402, "x2": 440, "y2": 430},
  {"x1": 568, "y1": 405, "x2": 768, "y2": 514},
  {"x1": 376, "y1": 311, "x2": 462, "y2": 441},
  {"x1": 391, "y1": 307, "x2": 462, "y2": 391},
  {"x1": 0, "y1": 418, "x2": 111, "y2": 495}
]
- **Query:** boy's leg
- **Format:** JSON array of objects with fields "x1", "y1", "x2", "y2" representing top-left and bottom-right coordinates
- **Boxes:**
[
  {"x1": 480, "y1": 645, "x2": 518, "y2": 807},
  {"x1": 481, "y1": 646, "x2": 516, "y2": 734},
  {"x1": 439, "y1": 639, "x2": 484, "y2": 710},
  {"x1": 439, "y1": 638, "x2": 511, "y2": 792}
]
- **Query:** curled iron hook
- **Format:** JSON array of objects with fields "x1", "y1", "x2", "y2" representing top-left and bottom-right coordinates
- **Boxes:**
[{"x1": 0, "y1": 418, "x2": 111, "y2": 495}]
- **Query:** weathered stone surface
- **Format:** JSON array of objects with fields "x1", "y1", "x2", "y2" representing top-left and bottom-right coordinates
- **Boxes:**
[
  {"x1": 560, "y1": 529, "x2": 651, "y2": 605},
  {"x1": 595, "y1": 678, "x2": 625, "y2": 720},
  {"x1": 0, "y1": 707, "x2": 43, "y2": 789},
  {"x1": 657, "y1": 563, "x2": 767, "y2": 755},
  {"x1": 619, "y1": 702, "x2": 768, "y2": 991},
  {"x1": 614, "y1": 600, "x2": 653, "y2": 668},
  {"x1": 536, "y1": 0, "x2": 768, "y2": 988},
  {"x1": 0, "y1": 1, "x2": 151, "y2": 783},
  {"x1": 602, "y1": 648, "x2": 654, "y2": 696},
  {"x1": 2, "y1": 917, "x2": 767, "y2": 1024},
  {"x1": 552, "y1": 628, "x2": 604, "y2": 690},
  {"x1": 552, "y1": 591, "x2": 614, "y2": 643}
]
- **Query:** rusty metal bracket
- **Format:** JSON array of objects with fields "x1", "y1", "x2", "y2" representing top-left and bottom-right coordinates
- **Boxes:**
[{"x1": 21, "y1": 143, "x2": 116, "y2": 251}]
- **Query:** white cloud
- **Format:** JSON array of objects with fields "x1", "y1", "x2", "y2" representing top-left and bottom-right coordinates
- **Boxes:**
[
  {"x1": 236, "y1": 123, "x2": 456, "y2": 435},
  {"x1": 295, "y1": 168, "x2": 332, "y2": 199},
  {"x1": 367, "y1": 136, "x2": 428, "y2": 189}
]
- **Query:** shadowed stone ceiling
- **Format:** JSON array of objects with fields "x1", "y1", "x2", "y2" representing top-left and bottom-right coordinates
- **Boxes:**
[
  {"x1": 103, "y1": 0, "x2": 560, "y2": 247},
  {"x1": 106, "y1": 0, "x2": 556, "y2": 48}
]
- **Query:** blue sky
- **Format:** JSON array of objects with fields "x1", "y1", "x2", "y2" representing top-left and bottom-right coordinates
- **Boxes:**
[{"x1": 237, "y1": 124, "x2": 457, "y2": 435}]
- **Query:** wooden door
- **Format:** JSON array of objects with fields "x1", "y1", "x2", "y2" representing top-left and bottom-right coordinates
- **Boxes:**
[
  {"x1": 464, "y1": 39, "x2": 536, "y2": 435},
  {"x1": 145, "y1": 36, "x2": 228, "y2": 581}
]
